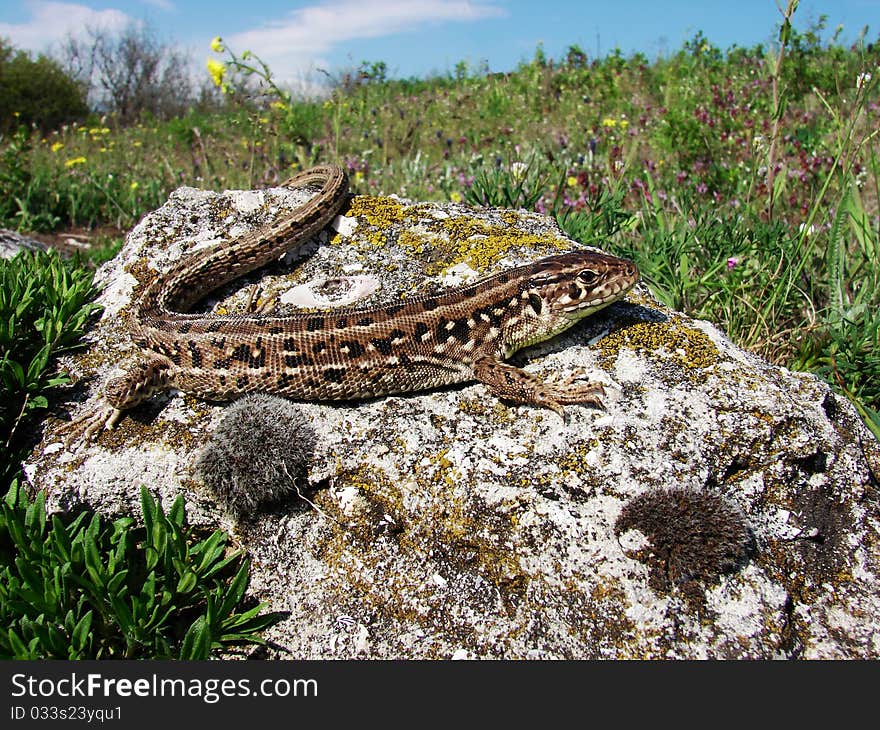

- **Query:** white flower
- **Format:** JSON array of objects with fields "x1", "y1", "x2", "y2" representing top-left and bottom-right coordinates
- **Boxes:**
[
  {"x1": 510, "y1": 161, "x2": 527, "y2": 181},
  {"x1": 857, "y1": 72, "x2": 872, "y2": 90},
  {"x1": 798, "y1": 223, "x2": 816, "y2": 236}
]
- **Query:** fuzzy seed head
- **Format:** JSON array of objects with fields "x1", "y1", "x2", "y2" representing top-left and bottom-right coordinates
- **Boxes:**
[{"x1": 194, "y1": 394, "x2": 316, "y2": 519}]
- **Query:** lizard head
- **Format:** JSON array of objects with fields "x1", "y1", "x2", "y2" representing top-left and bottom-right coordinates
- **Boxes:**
[
  {"x1": 522, "y1": 250, "x2": 639, "y2": 320},
  {"x1": 502, "y1": 250, "x2": 639, "y2": 354}
]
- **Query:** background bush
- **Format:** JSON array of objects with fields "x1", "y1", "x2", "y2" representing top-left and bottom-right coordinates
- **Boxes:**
[{"x1": 0, "y1": 39, "x2": 88, "y2": 134}]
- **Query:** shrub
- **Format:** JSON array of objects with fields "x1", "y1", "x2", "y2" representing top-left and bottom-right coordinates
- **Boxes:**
[
  {"x1": 0, "y1": 482, "x2": 280, "y2": 659},
  {"x1": 0, "y1": 249, "x2": 100, "y2": 485},
  {"x1": 0, "y1": 39, "x2": 88, "y2": 134}
]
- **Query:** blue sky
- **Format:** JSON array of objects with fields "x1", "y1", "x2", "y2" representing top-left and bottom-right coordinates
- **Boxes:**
[{"x1": 1, "y1": 0, "x2": 878, "y2": 89}]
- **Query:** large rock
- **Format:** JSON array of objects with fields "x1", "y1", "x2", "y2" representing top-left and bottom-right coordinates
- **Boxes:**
[
  {"x1": 27, "y1": 183, "x2": 880, "y2": 659},
  {"x1": 1, "y1": 228, "x2": 47, "y2": 258}
]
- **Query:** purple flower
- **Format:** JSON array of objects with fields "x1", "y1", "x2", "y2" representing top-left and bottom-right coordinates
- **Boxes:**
[{"x1": 727, "y1": 257, "x2": 739, "y2": 270}]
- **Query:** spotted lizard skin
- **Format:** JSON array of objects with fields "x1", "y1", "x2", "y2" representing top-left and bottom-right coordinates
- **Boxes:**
[{"x1": 69, "y1": 164, "x2": 640, "y2": 439}]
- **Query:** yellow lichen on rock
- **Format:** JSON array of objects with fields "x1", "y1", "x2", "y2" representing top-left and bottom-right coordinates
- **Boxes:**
[
  {"x1": 597, "y1": 319, "x2": 720, "y2": 379},
  {"x1": 346, "y1": 195, "x2": 569, "y2": 274}
]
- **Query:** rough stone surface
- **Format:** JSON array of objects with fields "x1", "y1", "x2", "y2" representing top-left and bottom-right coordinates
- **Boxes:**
[
  {"x1": 1, "y1": 228, "x2": 47, "y2": 258},
  {"x1": 26, "y1": 184, "x2": 880, "y2": 659}
]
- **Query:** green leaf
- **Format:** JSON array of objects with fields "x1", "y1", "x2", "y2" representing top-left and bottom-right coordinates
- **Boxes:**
[
  {"x1": 176, "y1": 570, "x2": 197, "y2": 594},
  {"x1": 180, "y1": 616, "x2": 212, "y2": 660},
  {"x1": 217, "y1": 560, "x2": 250, "y2": 621},
  {"x1": 7, "y1": 628, "x2": 31, "y2": 659},
  {"x1": 71, "y1": 611, "x2": 93, "y2": 653}
]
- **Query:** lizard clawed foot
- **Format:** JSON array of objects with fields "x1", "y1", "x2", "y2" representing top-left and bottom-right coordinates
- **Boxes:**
[
  {"x1": 541, "y1": 369, "x2": 606, "y2": 409},
  {"x1": 60, "y1": 401, "x2": 124, "y2": 450},
  {"x1": 473, "y1": 357, "x2": 607, "y2": 419},
  {"x1": 533, "y1": 373, "x2": 605, "y2": 418}
]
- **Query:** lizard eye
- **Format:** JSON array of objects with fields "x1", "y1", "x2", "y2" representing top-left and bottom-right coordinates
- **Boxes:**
[
  {"x1": 528, "y1": 292, "x2": 543, "y2": 315},
  {"x1": 577, "y1": 269, "x2": 600, "y2": 286}
]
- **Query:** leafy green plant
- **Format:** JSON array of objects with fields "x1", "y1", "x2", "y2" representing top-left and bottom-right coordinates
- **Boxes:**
[
  {"x1": 0, "y1": 482, "x2": 281, "y2": 659},
  {"x1": 0, "y1": 249, "x2": 100, "y2": 483},
  {"x1": 464, "y1": 155, "x2": 555, "y2": 210},
  {"x1": 0, "y1": 39, "x2": 88, "y2": 134}
]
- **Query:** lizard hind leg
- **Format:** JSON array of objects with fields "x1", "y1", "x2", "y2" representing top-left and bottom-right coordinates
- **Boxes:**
[
  {"x1": 63, "y1": 355, "x2": 176, "y2": 447},
  {"x1": 473, "y1": 356, "x2": 605, "y2": 418}
]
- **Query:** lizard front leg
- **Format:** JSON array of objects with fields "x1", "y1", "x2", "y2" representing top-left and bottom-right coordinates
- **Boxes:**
[
  {"x1": 472, "y1": 356, "x2": 605, "y2": 418},
  {"x1": 63, "y1": 355, "x2": 177, "y2": 446}
]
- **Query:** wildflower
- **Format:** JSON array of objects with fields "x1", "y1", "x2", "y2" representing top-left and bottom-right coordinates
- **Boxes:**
[
  {"x1": 270, "y1": 101, "x2": 288, "y2": 111},
  {"x1": 602, "y1": 117, "x2": 617, "y2": 128},
  {"x1": 798, "y1": 223, "x2": 816, "y2": 236},
  {"x1": 354, "y1": 171, "x2": 365, "y2": 184},
  {"x1": 207, "y1": 57, "x2": 226, "y2": 87},
  {"x1": 133, "y1": 141, "x2": 142, "y2": 147},
  {"x1": 566, "y1": 176, "x2": 578, "y2": 187},
  {"x1": 130, "y1": 182, "x2": 139, "y2": 191},
  {"x1": 450, "y1": 191, "x2": 463, "y2": 203},
  {"x1": 510, "y1": 161, "x2": 527, "y2": 181},
  {"x1": 856, "y1": 72, "x2": 872, "y2": 90},
  {"x1": 620, "y1": 119, "x2": 629, "y2": 130},
  {"x1": 50, "y1": 142, "x2": 64, "y2": 153},
  {"x1": 64, "y1": 156, "x2": 87, "y2": 168},
  {"x1": 210, "y1": 36, "x2": 224, "y2": 53},
  {"x1": 726, "y1": 257, "x2": 739, "y2": 270}
]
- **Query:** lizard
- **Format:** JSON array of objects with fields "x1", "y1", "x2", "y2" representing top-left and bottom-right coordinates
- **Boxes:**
[{"x1": 66, "y1": 163, "x2": 639, "y2": 442}]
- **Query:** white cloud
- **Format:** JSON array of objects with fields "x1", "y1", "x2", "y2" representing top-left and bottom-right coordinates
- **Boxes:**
[
  {"x1": 0, "y1": 1, "x2": 132, "y2": 52},
  {"x1": 224, "y1": 0, "x2": 506, "y2": 82}
]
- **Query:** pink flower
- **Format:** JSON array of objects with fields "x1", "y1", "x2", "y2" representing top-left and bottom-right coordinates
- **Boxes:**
[{"x1": 727, "y1": 257, "x2": 739, "y2": 270}]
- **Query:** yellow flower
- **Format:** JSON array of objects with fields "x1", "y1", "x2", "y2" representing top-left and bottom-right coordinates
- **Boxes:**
[
  {"x1": 50, "y1": 142, "x2": 64, "y2": 153},
  {"x1": 133, "y1": 141, "x2": 142, "y2": 147},
  {"x1": 258, "y1": 116, "x2": 269, "y2": 125},
  {"x1": 354, "y1": 171, "x2": 365, "y2": 184},
  {"x1": 210, "y1": 36, "x2": 224, "y2": 53},
  {"x1": 602, "y1": 117, "x2": 617, "y2": 128},
  {"x1": 270, "y1": 101, "x2": 288, "y2": 111},
  {"x1": 450, "y1": 191, "x2": 463, "y2": 203},
  {"x1": 130, "y1": 182, "x2": 139, "y2": 191},
  {"x1": 620, "y1": 119, "x2": 629, "y2": 130},
  {"x1": 206, "y1": 57, "x2": 226, "y2": 87},
  {"x1": 566, "y1": 176, "x2": 578, "y2": 187},
  {"x1": 64, "y1": 156, "x2": 87, "y2": 168}
]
